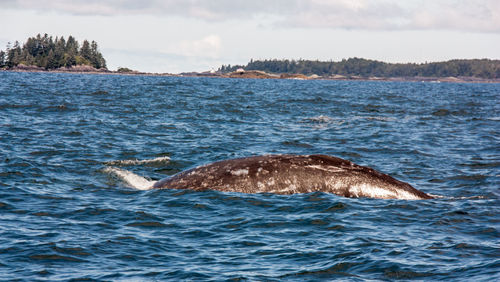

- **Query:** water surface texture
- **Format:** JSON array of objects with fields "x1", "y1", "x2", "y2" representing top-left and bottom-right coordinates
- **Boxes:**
[{"x1": 1, "y1": 72, "x2": 499, "y2": 280}]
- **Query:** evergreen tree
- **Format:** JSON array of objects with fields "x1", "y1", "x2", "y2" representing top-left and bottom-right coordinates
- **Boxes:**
[
  {"x1": 65, "y1": 36, "x2": 79, "y2": 67},
  {"x1": 90, "y1": 40, "x2": 106, "y2": 69},
  {"x1": 80, "y1": 40, "x2": 92, "y2": 62},
  {"x1": 219, "y1": 58, "x2": 499, "y2": 79},
  {"x1": 52, "y1": 36, "x2": 66, "y2": 68},
  {"x1": 65, "y1": 36, "x2": 79, "y2": 54},
  {"x1": 0, "y1": 34, "x2": 108, "y2": 70},
  {"x1": 46, "y1": 49, "x2": 57, "y2": 69},
  {"x1": 7, "y1": 41, "x2": 22, "y2": 67},
  {"x1": 0, "y1": 50, "x2": 5, "y2": 67}
]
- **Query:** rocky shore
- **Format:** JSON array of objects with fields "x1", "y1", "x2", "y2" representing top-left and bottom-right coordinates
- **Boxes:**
[
  {"x1": 2, "y1": 65, "x2": 498, "y2": 83},
  {"x1": 181, "y1": 69, "x2": 500, "y2": 83},
  {"x1": 1, "y1": 64, "x2": 171, "y2": 76}
]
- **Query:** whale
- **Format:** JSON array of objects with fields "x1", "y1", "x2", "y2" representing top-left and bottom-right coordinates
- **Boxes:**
[{"x1": 152, "y1": 154, "x2": 433, "y2": 200}]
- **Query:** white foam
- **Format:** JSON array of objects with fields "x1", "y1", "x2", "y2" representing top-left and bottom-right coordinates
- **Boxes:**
[
  {"x1": 460, "y1": 196, "x2": 487, "y2": 199},
  {"x1": 306, "y1": 115, "x2": 333, "y2": 123},
  {"x1": 428, "y1": 193, "x2": 446, "y2": 199},
  {"x1": 105, "y1": 156, "x2": 170, "y2": 166},
  {"x1": 103, "y1": 167, "x2": 156, "y2": 190},
  {"x1": 365, "y1": 116, "x2": 396, "y2": 121},
  {"x1": 448, "y1": 195, "x2": 487, "y2": 200}
]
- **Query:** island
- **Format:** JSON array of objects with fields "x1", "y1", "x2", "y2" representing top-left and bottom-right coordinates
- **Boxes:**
[
  {"x1": 0, "y1": 34, "x2": 106, "y2": 72},
  {"x1": 1, "y1": 34, "x2": 499, "y2": 83},
  {"x1": 215, "y1": 58, "x2": 500, "y2": 82}
]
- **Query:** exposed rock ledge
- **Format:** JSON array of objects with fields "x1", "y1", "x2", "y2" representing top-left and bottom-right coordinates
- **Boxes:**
[{"x1": 7, "y1": 64, "x2": 110, "y2": 73}]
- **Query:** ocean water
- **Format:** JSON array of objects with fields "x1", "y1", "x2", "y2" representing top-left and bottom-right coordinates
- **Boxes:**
[{"x1": 0, "y1": 72, "x2": 498, "y2": 281}]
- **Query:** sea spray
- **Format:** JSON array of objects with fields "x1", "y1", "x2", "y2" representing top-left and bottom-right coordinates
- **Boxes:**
[
  {"x1": 103, "y1": 167, "x2": 156, "y2": 190},
  {"x1": 104, "y1": 156, "x2": 171, "y2": 166}
]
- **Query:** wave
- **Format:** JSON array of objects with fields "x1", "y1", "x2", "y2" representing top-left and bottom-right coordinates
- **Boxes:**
[
  {"x1": 301, "y1": 115, "x2": 345, "y2": 129},
  {"x1": 103, "y1": 167, "x2": 156, "y2": 190},
  {"x1": 451, "y1": 196, "x2": 488, "y2": 200},
  {"x1": 428, "y1": 193, "x2": 487, "y2": 200},
  {"x1": 104, "y1": 156, "x2": 170, "y2": 166},
  {"x1": 303, "y1": 115, "x2": 334, "y2": 123}
]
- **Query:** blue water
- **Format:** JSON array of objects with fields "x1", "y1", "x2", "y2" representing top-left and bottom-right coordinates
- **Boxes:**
[{"x1": 0, "y1": 72, "x2": 499, "y2": 281}]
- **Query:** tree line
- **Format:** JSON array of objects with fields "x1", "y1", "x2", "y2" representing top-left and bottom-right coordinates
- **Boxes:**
[
  {"x1": 0, "y1": 34, "x2": 106, "y2": 70},
  {"x1": 219, "y1": 58, "x2": 500, "y2": 78}
]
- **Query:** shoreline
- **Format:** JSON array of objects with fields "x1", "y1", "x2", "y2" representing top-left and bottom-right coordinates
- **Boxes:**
[{"x1": 1, "y1": 67, "x2": 499, "y2": 84}]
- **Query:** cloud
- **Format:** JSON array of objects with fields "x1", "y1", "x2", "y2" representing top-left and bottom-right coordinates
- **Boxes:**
[
  {"x1": 103, "y1": 47, "x2": 223, "y2": 73},
  {"x1": 5, "y1": 0, "x2": 500, "y2": 32},
  {"x1": 409, "y1": 1, "x2": 500, "y2": 32},
  {"x1": 177, "y1": 35, "x2": 222, "y2": 58},
  {"x1": 5, "y1": 0, "x2": 292, "y2": 17},
  {"x1": 279, "y1": 0, "x2": 500, "y2": 32}
]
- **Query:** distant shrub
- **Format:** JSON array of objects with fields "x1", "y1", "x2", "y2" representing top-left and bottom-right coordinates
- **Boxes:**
[{"x1": 117, "y1": 67, "x2": 134, "y2": 73}]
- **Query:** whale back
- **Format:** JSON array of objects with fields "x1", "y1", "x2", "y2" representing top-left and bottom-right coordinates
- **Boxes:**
[{"x1": 153, "y1": 154, "x2": 433, "y2": 200}]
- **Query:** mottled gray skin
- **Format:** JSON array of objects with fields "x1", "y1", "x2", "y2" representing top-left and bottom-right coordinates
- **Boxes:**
[{"x1": 153, "y1": 154, "x2": 433, "y2": 200}]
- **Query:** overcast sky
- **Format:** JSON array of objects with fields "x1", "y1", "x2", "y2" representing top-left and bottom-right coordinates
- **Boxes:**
[{"x1": 1, "y1": 0, "x2": 499, "y2": 73}]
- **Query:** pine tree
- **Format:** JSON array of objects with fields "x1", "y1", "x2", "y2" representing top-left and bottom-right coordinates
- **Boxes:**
[
  {"x1": 53, "y1": 36, "x2": 66, "y2": 68},
  {"x1": 65, "y1": 36, "x2": 79, "y2": 67},
  {"x1": 7, "y1": 41, "x2": 22, "y2": 67},
  {"x1": 89, "y1": 41, "x2": 97, "y2": 68},
  {"x1": 0, "y1": 50, "x2": 5, "y2": 67},
  {"x1": 46, "y1": 49, "x2": 57, "y2": 69},
  {"x1": 80, "y1": 40, "x2": 92, "y2": 62}
]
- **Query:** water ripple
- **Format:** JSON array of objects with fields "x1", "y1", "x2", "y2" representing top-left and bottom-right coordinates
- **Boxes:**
[{"x1": 0, "y1": 72, "x2": 498, "y2": 280}]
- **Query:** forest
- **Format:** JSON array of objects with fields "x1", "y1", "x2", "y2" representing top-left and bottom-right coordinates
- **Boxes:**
[
  {"x1": 219, "y1": 58, "x2": 500, "y2": 78},
  {"x1": 0, "y1": 34, "x2": 106, "y2": 70}
]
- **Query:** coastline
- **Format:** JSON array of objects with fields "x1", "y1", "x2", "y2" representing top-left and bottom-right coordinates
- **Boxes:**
[{"x1": 2, "y1": 66, "x2": 499, "y2": 83}]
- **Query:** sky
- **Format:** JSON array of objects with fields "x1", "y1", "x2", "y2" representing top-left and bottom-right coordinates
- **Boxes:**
[{"x1": 1, "y1": 0, "x2": 499, "y2": 73}]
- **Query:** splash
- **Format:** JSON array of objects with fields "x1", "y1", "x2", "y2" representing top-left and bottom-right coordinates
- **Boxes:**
[
  {"x1": 104, "y1": 156, "x2": 171, "y2": 166},
  {"x1": 103, "y1": 167, "x2": 156, "y2": 190},
  {"x1": 428, "y1": 194, "x2": 487, "y2": 200},
  {"x1": 451, "y1": 196, "x2": 488, "y2": 200}
]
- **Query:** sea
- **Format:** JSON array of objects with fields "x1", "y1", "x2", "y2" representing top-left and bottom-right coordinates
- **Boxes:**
[{"x1": 0, "y1": 71, "x2": 498, "y2": 281}]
